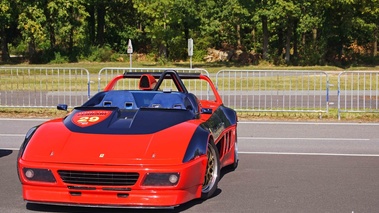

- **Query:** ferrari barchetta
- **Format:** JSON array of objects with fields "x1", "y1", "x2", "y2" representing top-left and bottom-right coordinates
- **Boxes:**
[{"x1": 17, "y1": 70, "x2": 238, "y2": 208}]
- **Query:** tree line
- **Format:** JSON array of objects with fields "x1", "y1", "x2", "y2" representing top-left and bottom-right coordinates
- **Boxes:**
[{"x1": 0, "y1": 0, "x2": 378, "y2": 67}]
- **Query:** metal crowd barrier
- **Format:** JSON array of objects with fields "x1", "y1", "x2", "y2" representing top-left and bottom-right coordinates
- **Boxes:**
[
  {"x1": 2, "y1": 67, "x2": 379, "y2": 120},
  {"x1": 216, "y1": 70, "x2": 330, "y2": 113},
  {"x1": 338, "y1": 71, "x2": 379, "y2": 119},
  {"x1": 0, "y1": 67, "x2": 90, "y2": 108}
]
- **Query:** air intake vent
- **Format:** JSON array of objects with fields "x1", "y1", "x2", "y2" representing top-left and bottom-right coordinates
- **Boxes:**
[{"x1": 58, "y1": 170, "x2": 139, "y2": 186}]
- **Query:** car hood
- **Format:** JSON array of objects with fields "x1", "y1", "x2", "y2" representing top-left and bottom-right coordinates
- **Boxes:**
[
  {"x1": 62, "y1": 107, "x2": 197, "y2": 135},
  {"x1": 22, "y1": 117, "x2": 198, "y2": 165}
]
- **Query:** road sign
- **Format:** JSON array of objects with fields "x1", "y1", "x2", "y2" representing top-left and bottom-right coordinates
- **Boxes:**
[
  {"x1": 188, "y1": 38, "x2": 193, "y2": 57},
  {"x1": 127, "y1": 39, "x2": 133, "y2": 54}
]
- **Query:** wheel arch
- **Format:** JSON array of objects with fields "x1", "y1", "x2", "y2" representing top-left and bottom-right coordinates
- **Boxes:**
[{"x1": 182, "y1": 126, "x2": 211, "y2": 163}]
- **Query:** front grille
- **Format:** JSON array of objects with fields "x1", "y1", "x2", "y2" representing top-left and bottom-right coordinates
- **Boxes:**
[{"x1": 58, "y1": 170, "x2": 139, "y2": 186}]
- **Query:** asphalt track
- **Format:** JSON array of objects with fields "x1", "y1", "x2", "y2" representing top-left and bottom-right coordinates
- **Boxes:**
[{"x1": 1, "y1": 119, "x2": 379, "y2": 212}]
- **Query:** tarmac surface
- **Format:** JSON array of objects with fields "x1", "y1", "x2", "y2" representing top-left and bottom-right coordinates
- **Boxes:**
[{"x1": 1, "y1": 119, "x2": 379, "y2": 212}]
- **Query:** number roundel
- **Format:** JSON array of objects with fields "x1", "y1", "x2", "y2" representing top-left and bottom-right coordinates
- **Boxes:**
[{"x1": 71, "y1": 110, "x2": 112, "y2": 127}]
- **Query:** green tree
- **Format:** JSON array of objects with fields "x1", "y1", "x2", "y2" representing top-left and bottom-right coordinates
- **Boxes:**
[
  {"x1": 357, "y1": 0, "x2": 379, "y2": 57},
  {"x1": 84, "y1": 0, "x2": 108, "y2": 46},
  {"x1": 133, "y1": 0, "x2": 200, "y2": 60},
  {"x1": 0, "y1": 0, "x2": 11, "y2": 61},
  {"x1": 198, "y1": 0, "x2": 248, "y2": 49},
  {"x1": 17, "y1": 1, "x2": 47, "y2": 62},
  {"x1": 267, "y1": 0, "x2": 301, "y2": 64},
  {"x1": 246, "y1": 0, "x2": 270, "y2": 60},
  {"x1": 133, "y1": 0, "x2": 174, "y2": 59},
  {"x1": 103, "y1": 0, "x2": 140, "y2": 53},
  {"x1": 0, "y1": 0, "x2": 377, "y2": 65},
  {"x1": 17, "y1": 0, "x2": 87, "y2": 63},
  {"x1": 47, "y1": 0, "x2": 88, "y2": 60},
  {"x1": 321, "y1": 0, "x2": 357, "y2": 64},
  {"x1": 296, "y1": 0, "x2": 324, "y2": 65}
]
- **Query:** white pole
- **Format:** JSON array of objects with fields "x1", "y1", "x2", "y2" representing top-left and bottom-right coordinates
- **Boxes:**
[
  {"x1": 127, "y1": 39, "x2": 133, "y2": 68},
  {"x1": 188, "y1": 38, "x2": 193, "y2": 69},
  {"x1": 129, "y1": 54, "x2": 132, "y2": 68}
]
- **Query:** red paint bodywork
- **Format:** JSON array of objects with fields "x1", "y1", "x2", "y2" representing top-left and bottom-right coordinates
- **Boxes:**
[{"x1": 18, "y1": 71, "x2": 237, "y2": 208}]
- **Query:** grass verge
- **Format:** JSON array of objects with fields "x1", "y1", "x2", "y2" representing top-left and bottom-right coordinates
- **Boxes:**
[{"x1": 1, "y1": 107, "x2": 379, "y2": 122}]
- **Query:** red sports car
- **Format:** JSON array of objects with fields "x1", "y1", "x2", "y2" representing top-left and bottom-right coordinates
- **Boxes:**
[{"x1": 17, "y1": 70, "x2": 238, "y2": 208}]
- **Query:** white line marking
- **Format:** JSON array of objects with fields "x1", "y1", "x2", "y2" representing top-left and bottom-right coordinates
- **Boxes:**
[
  {"x1": 239, "y1": 137, "x2": 369, "y2": 141},
  {"x1": 3, "y1": 149, "x2": 379, "y2": 157},
  {"x1": 239, "y1": 121, "x2": 379, "y2": 126},
  {"x1": 0, "y1": 148, "x2": 19, "y2": 151},
  {"x1": 239, "y1": 151, "x2": 379, "y2": 157},
  {"x1": 1, "y1": 119, "x2": 377, "y2": 125},
  {"x1": 0, "y1": 118, "x2": 47, "y2": 122},
  {"x1": 0, "y1": 134, "x2": 25, "y2": 137}
]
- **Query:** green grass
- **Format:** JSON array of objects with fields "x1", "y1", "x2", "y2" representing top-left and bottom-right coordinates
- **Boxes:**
[
  {"x1": 2, "y1": 62, "x2": 378, "y2": 92},
  {"x1": 238, "y1": 108, "x2": 379, "y2": 122},
  {"x1": 1, "y1": 107, "x2": 379, "y2": 122}
]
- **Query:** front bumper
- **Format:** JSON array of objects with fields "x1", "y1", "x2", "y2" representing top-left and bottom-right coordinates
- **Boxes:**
[{"x1": 19, "y1": 156, "x2": 207, "y2": 208}]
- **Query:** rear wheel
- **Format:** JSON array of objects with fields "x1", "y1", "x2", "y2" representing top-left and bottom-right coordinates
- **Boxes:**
[{"x1": 201, "y1": 140, "x2": 220, "y2": 199}]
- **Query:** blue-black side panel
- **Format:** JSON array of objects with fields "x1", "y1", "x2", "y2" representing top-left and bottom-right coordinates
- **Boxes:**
[
  {"x1": 216, "y1": 105, "x2": 237, "y2": 125},
  {"x1": 200, "y1": 105, "x2": 237, "y2": 137},
  {"x1": 182, "y1": 126, "x2": 209, "y2": 162},
  {"x1": 182, "y1": 105, "x2": 237, "y2": 162}
]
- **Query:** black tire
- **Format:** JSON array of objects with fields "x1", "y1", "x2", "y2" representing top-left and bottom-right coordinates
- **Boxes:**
[{"x1": 201, "y1": 140, "x2": 220, "y2": 199}]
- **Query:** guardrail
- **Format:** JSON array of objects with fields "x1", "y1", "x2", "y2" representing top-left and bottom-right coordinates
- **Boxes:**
[
  {"x1": 0, "y1": 67, "x2": 90, "y2": 108},
  {"x1": 216, "y1": 70, "x2": 330, "y2": 113},
  {"x1": 338, "y1": 71, "x2": 379, "y2": 119}
]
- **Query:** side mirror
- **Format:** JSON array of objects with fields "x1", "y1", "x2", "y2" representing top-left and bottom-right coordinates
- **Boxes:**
[
  {"x1": 201, "y1": 108, "x2": 212, "y2": 114},
  {"x1": 57, "y1": 104, "x2": 68, "y2": 111}
]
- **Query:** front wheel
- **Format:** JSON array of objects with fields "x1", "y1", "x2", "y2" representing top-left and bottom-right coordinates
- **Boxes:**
[
  {"x1": 201, "y1": 140, "x2": 220, "y2": 199},
  {"x1": 232, "y1": 141, "x2": 239, "y2": 170}
]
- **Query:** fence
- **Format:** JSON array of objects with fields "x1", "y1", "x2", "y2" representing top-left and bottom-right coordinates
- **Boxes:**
[
  {"x1": 1, "y1": 67, "x2": 379, "y2": 120},
  {"x1": 338, "y1": 71, "x2": 379, "y2": 119},
  {"x1": 216, "y1": 70, "x2": 330, "y2": 113},
  {"x1": 0, "y1": 67, "x2": 90, "y2": 108}
]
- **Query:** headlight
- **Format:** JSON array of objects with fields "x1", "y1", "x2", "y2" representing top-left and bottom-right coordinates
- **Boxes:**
[
  {"x1": 142, "y1": 173, "x2": 180, "y2": 186},
  {"x1": 22, "y1": 168, "x2": 56, "y2": 183}
]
